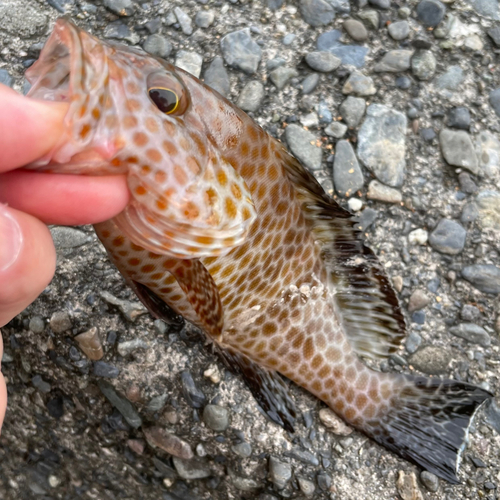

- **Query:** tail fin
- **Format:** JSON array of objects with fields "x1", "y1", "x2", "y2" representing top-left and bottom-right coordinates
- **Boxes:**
[{"x1": 366, "y1": 376, "x2": 492, "y2": 483}]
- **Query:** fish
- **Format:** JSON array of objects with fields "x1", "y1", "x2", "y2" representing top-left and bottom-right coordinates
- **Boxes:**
[{"x1": 25, "y1": 18, "x2": 492, "y2": 483}]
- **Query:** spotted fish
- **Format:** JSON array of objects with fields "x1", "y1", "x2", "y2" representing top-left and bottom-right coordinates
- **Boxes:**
[{"x1": 26, "y1": 18, "x2": 492, "y2": 483}]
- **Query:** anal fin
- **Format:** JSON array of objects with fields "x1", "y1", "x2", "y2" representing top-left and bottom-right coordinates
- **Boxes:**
[{"x1": 215, "y1": 345, "x2": 297, "y2": 433}]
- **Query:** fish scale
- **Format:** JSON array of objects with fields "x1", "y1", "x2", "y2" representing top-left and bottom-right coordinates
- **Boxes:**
[{"x1": 26, "y1": 18, "x2": 492, "y2": 484}]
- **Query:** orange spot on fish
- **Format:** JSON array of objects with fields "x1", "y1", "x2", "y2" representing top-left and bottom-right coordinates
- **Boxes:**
[
  {"x1": 225, "y1": 197, "x2": 237, "y2": 219},
  {"x1": 111, "y1": 157, "x2": 121, "y2": 167},
  {"x1": 133, "y1": 132, "x2": 149, "y2": 147},
  {"x1": 141, "y1": 165, "x2": 152, "y2": 175},
  {"x1": 91, "y1": 108, "x2": 100, "y2": 119},
  {"x1": 128, "y1": 258, "x2": 141, "y2": 266},
  {"x1": 162, "y1": 140, "x2": 178, "y2": 156},
  {"x1": 146, "y1": 149, "x2": 162, "y2": 163},
  {"x1": 112, "y1": 236, "x2": 125, "y2": 247},
  {"x1": 80, "y1": 123, "x2": 91, "y2": 139},
  {"x1": 135, "y1": 185, "x2": 147, "y2": 195},
  {"x1": 123, "y1": 116, "x2": 138, "y2": 129},
  {"x1": 173, "y1": 165, "x2": 188, "y2": 186},
  {"x1": 145, "y1": 117, "x2": 159, "y2": 133},
  {"x1": 141, "y1": 264, "x2": 155, "y2": 273},
  {"x1": 154, "y1": 170, "x2": 167, "y2": 183}
]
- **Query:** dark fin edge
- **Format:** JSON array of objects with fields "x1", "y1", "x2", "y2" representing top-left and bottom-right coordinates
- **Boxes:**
[
  {"x1": 215, "y1": 345, "x2": 297, "y2": 433},
  {"x1": 280, "y1": 148, "x2": 406, "y2": 360},
  {"x1": 368, "y1": 376, "x2": 493, "y2": 483}
]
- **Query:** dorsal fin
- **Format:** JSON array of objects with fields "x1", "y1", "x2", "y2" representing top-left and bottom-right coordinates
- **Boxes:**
[{"x1": 278, "y1": 143, "x2": 406, "y2": 360}]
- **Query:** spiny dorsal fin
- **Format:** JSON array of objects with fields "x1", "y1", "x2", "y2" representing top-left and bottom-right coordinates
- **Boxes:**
[{"x1": 279, "y1": 144, "x2": 406, "y2": 361}]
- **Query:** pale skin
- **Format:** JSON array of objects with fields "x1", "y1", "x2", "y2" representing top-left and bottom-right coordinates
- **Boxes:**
[{"x1": 0, "y1": 83, "x2": 130, "y2": 431}]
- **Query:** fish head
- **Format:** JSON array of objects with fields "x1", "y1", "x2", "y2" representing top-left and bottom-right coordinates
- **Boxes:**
[{"x1": 26, "y1": 18, "x2": 256, "y2": 258}]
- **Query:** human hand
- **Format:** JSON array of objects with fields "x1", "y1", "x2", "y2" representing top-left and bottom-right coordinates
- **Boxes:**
[{"x1": 0, "y1": 83, "x2": 130, "y2": 431}]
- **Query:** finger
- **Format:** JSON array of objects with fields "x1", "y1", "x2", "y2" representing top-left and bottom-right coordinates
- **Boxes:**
[
  {"x1": 0, "y1": 333, "x2": 6, "y2": 432},
  {"x1": 0, "y1": 84, "x2": 68, "y2": 172},
  {"x1": 0, "y1": 171, "x2": 130, "y2": 225},
  {"x1": 0, "y1": 204, "x2": 56, "y2": 327}
]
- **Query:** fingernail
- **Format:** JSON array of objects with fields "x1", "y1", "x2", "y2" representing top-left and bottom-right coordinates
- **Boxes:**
[{"x1": 0, "y1": 205, "x2": 22, "y2": 272}]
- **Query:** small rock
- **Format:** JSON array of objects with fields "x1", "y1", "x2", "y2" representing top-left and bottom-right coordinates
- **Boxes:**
[
  {"x1": 174, "y1": 7, "x2": 193, "y2": 36},
  {"x1": 461, "y1": 265, "x2": 500, "y2": 295},
  {"x1": 408, "y1": 228, "x2": 428, "y2": 245},
  {"x1": 98, "y1": 380, "x2": 142, "y2": 428},
  {"x1": 103, "y1": 0, "x2": 133, "y2": 16},
  {"x1": 50, "y1": 227, "x2": 91, "y2": 249},
  {"x1": 476, "y1": 190, "x2": 500, "y2": 230},
  {"x1": 475, "y1": 131, "x2": 500, "y2": 177},
  {"x1": 75, "y1": 327, "x2": 104, "y2": 361},
  {"x1": 203, "y1": 404, "x2": 230, "y2": 431},
  {"x1": 32, "y1": 374, "x2": 51, "y2": 394},
  {"x1": 339, "y1": 96, "x2": 365, "y2": 127},
  {"x1": 0, "y1": 69, "x2": 13, "y2": 87},
  {"x1": 143, "y1": 34, "x2": 172, "y2": 58},
  {"x1": 144, "y1": 427, "x2": 193, "y2": 459},
  {"x1": 416, "y1": 0, "x2": 446, "y2": 27},
  {"x1": 117, "y1": 338, "x2": 149, "y2": 357},
  {"x1": 220, "y1": 28, "x2": 262, "y2": 74},
  {"x1": 285, "y1": 124, "x2": 322, "y2": 171},
  {"x1": 342, "y1": 70, "x2": 376, "y2": 96},
  {"x1": 396, "y1": 76, "x2": 412, "y2": 89},
  {"x1": 195, "y1": 10, "x2": 214, "y2": 28},
  {"x1": 392, "y1": 275, "x2": 403, "y2": 292},
  {"x1": 317, "y1": 29, "x2": 369, "y2": 68},
  {"x1": 488, "y1": 26, "x2": 500, "y2": 46},
  {"x1": 469, "y1": 0, "x2": 500, "y2": 19},
  {"x1": 462, "y1": 202, "x2": 480, "y2": 222},
  {"x1": 449, "y1": 323, "x2": 491, "y2": 347},
  {"x1": 374, "y1": 50, "x2": 412, "y2": 73},
  {"x1": 343, "y1": 19, "x2": 368, "y2": 41},
  {"x1": 147, "y1": 393, "x2": 168, "y2": 412},
  {"x1": 29, "y1": 316, "x2": 45, "y2": 334},
  {"x1": 237, "y1": 81, "x2": 265, "y2": 112},
  {"x1": 94, "y1": 361, "x2": 120, "y2": 378},
  {"x1": 204, "y1": 56, "x2": 230, "y2": 97},
  {"x1": 461, "y1": 304, "x2": 481, "y2": 322},
  {"x1": 49, "y1": 311, "x2": 72, "y2": 333},
  {"x1": 358, "y1": 207, "x2": 378, "y2": 231},
  {"x1": 439, "y1": 129, "x2": 479, "y2": 175},
  {"x1": 127, "y1": 439, "x2": 145, "y2": 455},
  {"x1": 173, "y1": 456, "x2": 211, "y2": 479},
  {"x1": 181, "y1": 371, "x2": 207, "y2": 408},
  {"x1": 305, "y1": 51, "x2": 341, "y2": 72},
  {"x1": 317, "y1": 101, "x2": 332, "y2": 124},
  {"x1": 100, "y1": 291, "x2": 147, "y2": 321},
  {"x1": 232, "y1": 442, "x2": 252, "y2": 458},
  {"x1": 409, "y1": 346, "x2": 451, "y2": 375},
  {"x1": 405, "y1": 331, "x2": 422, "y2": 354},
  {"x1": 299, "y1": 0, "x2": 335, "y2": 27},
  {"x1": 47, "y1": 397, "x2": 64, "y2": 419},
  {"x1": 489, "y1": 88, "x2": 500, "y2": 118},
  {"x1": 408, "y1": 290, "x2": 430, "y2": 312},
  {"x1": 268, "y1": 457, "x2": 292, "y2": 489},
  {"x1": 420, "y1": 127, "x2": 436, "y2": 142},
  {"x1": 458, "y1": 172, "x2": 477, "y2": 194},
  {"x1": 447, "y1": 107, "x2": 471, "y2": 130},
  {"x1": 428, "y1": 218, "x2": 466, "y2": 255},
  {"x1": 228, "y1": 469, "x2": 261, "y2": 491},
  {"x1": 333, "y1": 140, "x2": 364, "y2": 197},
  {"x1": 348, "y1": 197, "x2": 363, "y2": 212},
  {"x1": 367, "y1": 181, "x2": 402, "y2": 203},
  {"x1": 175, "y1": 51, "x2": 203, "y2": 78},
  {"x1": 396, "y1": 471, "x2": 424, "y2": 500},
  {"x1": 388, "y1": 21, "x2": 410, "y2": 40},
  {"x1": 203, "y1": 364, "x2": 221, "y2": 384},
  {"x1": 317, "y1": 472, "x2": 332, "y2": 490},
  {"x1": 411, "y1": 50, "x2": 436, "y2": 81},
  {"x1": 464, "y1": 35, "x2": 483, "y2": 51},
  {"x1": 436, "y1": 66, "x2": 464, "y2": 91},
  {"x1": 325, "y1": 121, "x2": 347, "y2": 138},
  {"x1": 298, "y1": 477, "x2": 316, "y2": 497},
  {"x1": 300, "y1": 112, "x2": 319, "y2": 128},
  {"x1": 420, "y1": 471, "x2": 439, "y2": 492},
  {"x1": 318, "y1": 408, "x2": 353, "y2": 435},
  {"x1": 301, "y1": 73, "x2": 320, "y2": 94},
  {"x1": 269, "y1": 66, "x2": 299, "y2": 90},
  {"x1": 104, "y1": 21, "x2": 139, "y2": 44}
]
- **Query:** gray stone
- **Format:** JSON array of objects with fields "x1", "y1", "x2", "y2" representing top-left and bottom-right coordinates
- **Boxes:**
[
  {"x1": 269, "y1": 66, "x2": 299, "y2": 90},
  {"x1": 428, "y1": 218, "x2": 466, "y2": 255},
  {"x1": 144, "y1": 427, "x2": 193, "y2": 458},
  {"x1": 388, "y1": 21, "x2": 410, "y2": 40},
  {"x1": 285, "y1": 124, "x2": 322, "y2": 171},
  {"x1": 411, "y1": 50, "x2": 436, "y2": 81},
  {"x1": 409, "y1": 346, "x2": 451, "y2": 375},
  {"x1": 305, "y1": 51, "x2": 341, "y2": 72},
  {"x1": 175, "y1": 51, "x2": 203, "y2": 78},
  {"x1": 50, "y1": 227, "x2": 91, "y2": 249},
  {"x1": 203, "y1": 404, "x2": 230, "y2": 431},
  {"x1": 405, "y1": 331, "x2": 422, "y2": 354},
  {"x1": 104, "y1": 21, "x2": 139, "y2": 44},
  {"x1": 204, "y1": 57, "x2": 230, "y2": 97},
  {"x1": 98, "y1": 380, "x2": 142, "y2": 428},
  {"x1": 286, "y1": 448, "x2": 319, "y2": 466},
  {"x1": 447, "y1": 107, "x2": 471, "y2": 130},
  {"x1": 490, "y1": 88, "x2": 500, "y2": 117},
  {"x1": 449, "y1": 323, "x2": 491, "y2": 347},
  {"x1": 298, "y1": 477, "x2": 316, "y2": 497},
  {"x1": 342, "y1": 70, "x2": 376, "y2": 96},
  {"x1": 300, "y1": 0, "x2": 335, "y2": 27},
  {"x1": 416, "y1": 0, "x2": 446, "y2": 26},
  {"x1": 100, "y1": 291, "x2": 147, "y2": 321},
  {"x1": 174, "y1": 7, "x2": 193, "y2": 35},
  {"x1": 117, "y1": 338, "x2": 149, "y2": 357},
  {"x1": 325, "y1": 121, "x2": 348, "y2": 138},
  {"x1": 93, "y1": 361, "x2": 120, "y2": 378},
  {"x1": 488, "y1": 26, "x2": 500, "y2": 46},
  {"x1": 420, "y1": 471, "x2": 439, "y2": 492},
  {"x1": 462, "y1": 265, "x2": 500, "y2": 294},
  {"x1": 268, "y1": 457, "x2": 292, "y2": 489},
  {"x1": 282, "y1": 34, "x2": 297, "y2": 45},
  {"x1": 468, "y1": 0, "x2": 499, "y2": 19},
  {"x1": 476, "y1": 131, "x2": 500, "y2": 177},
  {"x1": 357, "y1": 104, "x2": 407, "y2": 187},
  {"x1": 461, "y1": 304, "x2": 481, "y2": 322},
  {"x1": 333, "y1": 141, "x2": 364, "y2": 197},
  {"x1": 228, "y1": 469, "x2": 261, "y2": 491},
  {"x1": 343, "y1": 19, "x2": 368, "y2": 41},
  {"x1": 195, "y1": 10, "x2": 214, "y2": 28},
  {"x1": 232, "y1": 442, "x2": 252, "y2": 458},
  {"x1": 329, "y1": 0, "x2": 351, "y2": 14},
  {"x1": 374, "y1": 50, "x2": 412, "y2": 72},
  {"x1": 221, "y1": 29, "x2": 262, "y2": 74},
  {"x1": 436, "y1": 66, "x2": 464, "y2": 91},
  {"x1": 50, "y1": 311, "x2": 72, "y2": 333},
  {"x1": 367, "y1": 181, "x2": 402, "y2": 203},
  {"x1": 0, "y1": 69, "x2": 13, "y2": 88},
  {"x1": 439, "y1": 129, "x2": 479, "y2": 175},
  {"x1": 143, "y1": 34, "x2": 172, "y2": 58},
  {"x1": 408, "y1": 290, "x2": 431, "y2": 312},
  {"x1": 237, "y1": 81, "x2": 265, "y2": 112},
  {"x1": 173, "y1": 457, "x2": 211, "y2": 479},
  {"x1": 358, "y1": 10, "x2": 379, "y2": 29},
  {"x1": 318, "y1": 101, "x2": 332, "y2": 124},
  {"x1": 181, "y1": 371, "x2": 207, "y2": 408},
  {"x1": 29, "y1": 316, "x2": 45, "y2": 334},
  {"x1": 339, "y1": 96, "x2": 365, "y2": 127},
  {"x1": 317, "y1": 30, "x2": 369, "y2": 68},
  {"x1": 301, "y1": 73, "x2": 320, "y2": 94},
  {"x1": 458, "y1": 172, "x2": 477, "y2": 194},
  {"x1": 476, "y1": 190, "x2": 500, "y2": 230},
  {"x1": 396, "y1": 76, "x2": 412, "y2": 89},
  {"x1": 103, "y1": 0, "x2": 134, "y2": 16},
  {"x1": 32, "y1": 375, "x2": 51, "y2": 394},
  {"x1": 461, "y1": 202, "x2": 479, "y2": 223},
  {"x1": 147, "y1": 393, "x2": 168, "y2": 412}
]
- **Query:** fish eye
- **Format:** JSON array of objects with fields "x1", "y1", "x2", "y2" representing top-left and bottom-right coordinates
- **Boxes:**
[{"x1": 148, "y1": 87, "x2": 179, "y2": 114}]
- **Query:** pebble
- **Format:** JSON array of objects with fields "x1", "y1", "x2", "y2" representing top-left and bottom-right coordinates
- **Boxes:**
[
  {"x1": 416, "y1": 0, "x2": 446, "y2": 27},
  {"x1": 282, "y1": 33, "x2": 296, "y2": 45},
  {"x1": 469, "y1": 0, "x2": 500, "y2": 19},
  {"x1": 194, "y1": 10, "x2": 214, "y2": 28},
  {"x1": 420, "y1": 127, "x2": 436, "y2": 142},
  {"x1": 175, "y1": 51, "x2": 203, "y2": 78},
  {"x1": 299, "y1": 0, "x2": 335, "y2": 27},
  {"x1": 461, "y1": 264, "x2": 500, "y2": 295},
  {"x1": 449, "y1": 323, "x2": 491, "y2": 347},
  {"x1": 461, "y1": 304, "x2": 480, "y2": 322},
  {"x1": 342, "y1": 70, "x2": 376, "y2": 96},
  {"x1": 405, "y1": 331, "x2": 422, "y2": 354},
  {"x1": 104, "y1": 21, "x2": 139, "y2": 44},
  {"x1": 439, "y1": 129, "x2": 479, "y2": 175},
  {"x1": 420, "y1": 471, "x2": 439, "y2": 492},
  {"x1": 103, "y1": 0, "x2": 133, "y2": 16},
  {"x1": 358, "y1": 207, "x2": 378, "y2": 230},
  {"x1": 339, "y1": 96, "x2": 365, "y2": 127},
  {"x1": 297, "y1": 477, "x2": 316, "y2": 497},
  {"x1": 447, "y1": 107, "x2": 471, "y2": 130},
  {"x1": 458, "y1": 172, "x2": 477, "y2": 194},
  {"x1": 268, "y1": 457, "x2": 292, "y2": 489},
  {"x1": 285, "y1": 448, "x2": 319, "y2": 466},
  {"x1": 305, "y1": 51, "x2": 341, "y2": 72},
  {"x1": 300, "y1": 112, "x2": 319, "y2": 128},
  {"x1": 475, "y1": 131, "x2": 500, "y2": 177},
  {"x1": 358, "y1": 10, "x2": 380, "y2": 30},
  {"x1": 429, "y1": 218, "x2": 466, "y2": 255},
  {"x1": 318, "y1": 408, "x2": 353, "y2": 435},
  {"x1": 220, "y1": 28, "x2": 262, "y2": 74},
  {"x1": 181, "y1": 371, "x2": 207, "y2": 408},
  {"x1": 408, "y1": 290, "x2": 430, "y2": 312},
  {"x1": 301, "y1": 73, "x2": 320, "y2": 94},
  {"x1": 343, "y1": 19, "x2": 368, "y2": 41},
  {"x1": 75, "y1": 327, "x2": 104, "y2": 360},
  {"x1": 93, "y1": 361, "x2": 120, "y2": 378},
  {"x1": 98, "y1": 380, "x2": 142, "y2": 428},
  {"x1": 396, "y1": 471, "x2": 424, "y2": 500},
  {"x1": 32, "y1": 375, "x2": 51, "y2": 394},
  {"x1": 144, "y1": 427, "x2": 194, "y2": 459},
  {"x1": 488, "y1": 26, "x2": 500, "y2": 46},
  {"x1": 147, "y1": 393, "x2": 168, "y2": 412},
  {"x1": 317, "y1": 472, "x2": 332, "y2": 490},
  {"x1": 117, "y1": 338, "x2": 149, "y2": 357},
  {"x1": 369, "y1": 0, "x2": 390, "y2": 9},
  {"x1": 317, "y1": 30, "x2": 369, "y2": 68},
  {"x1": 374, "y1": 50, "x2": 412, "y2": 73},
  {"x1": 490, "y1": 88, "x2": 500, "y2": 118},
  {"x1": 237, "y1": 81, "x2": 265, "y2": 112},
  {"x1": 317, "y1": 101, "x2": 332, "y2": 124},
  {"x1": 47, "y1": 397, "x2": 64, "y2": 419},
  {"x1": 285, "y1": 124, "x2": 322, "y2": 171},
  {"x1": 232, "y1": 442, "x2": 252, "y2": 458},
  {"x1": 143, "y1": 34, "x2": 172, "y2": 58},
  {"x1": 388, "y1": 20, "x2": 410, "y2": 40},
  {"x1": 204, "y1": 56, "x2": 230, "y2": 97},
  {"x1": 228, "y1": 469, "x2": 261, "y2": 491},
  {"x1": 409, "y1": 346, "x2": 451, "y2": 374},
  {"x1": 333, "y1": 140, "x2": 364, "y2": 197},
  {"x1": 174, "y1": 7, "x2": 193, "y2": 35},
  {"x1": 358, "y1": 104, "x2": 407, "y2": 187},
  {"x1": 0, "y1": 69, "x2": 13, "y2": 87},
  {"x1": 29, "y1": 316, "x2": 45, "y2": 334},
  {"x1": 396, "y1": 76, "x2": 412, "y2": 89},
  {"x1": 269, "y1": 66, "x2": 299, "y2": 90},
  {"x1": 436, "y1": 65, "x2": 464, "y2": 91},
  {"x1": 173, "y1": 456, "x2": 211, "y2": 480},
  {"x1": 408, "y1": 228, "x2": 428, "y2": 245},
  {"x1": 476, "y1": 190, "x2": 500, "y2": 230},
  {"x1": 411, "y1": 50, "x2": 436, "y2": 81},
  {"x1": 325, "y1": 121, "x2": 347, "y2": 138},
  {"x1": 49, "y1": 311, "x2": 72, "y2": 333},
  {"x1": 203, "y1": 404, "x2": 230, "y2": 431},
  {"x1": 367, "y1": 180, "x2": 402, "y2": 203},
  {"x1": 100, "y1": 291, "x2": 147, "y2": 322}
]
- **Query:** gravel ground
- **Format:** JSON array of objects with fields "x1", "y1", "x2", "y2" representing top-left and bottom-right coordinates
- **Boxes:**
[{"x1": 1, "y1": 0, "x2": 500, "y2": 499}]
